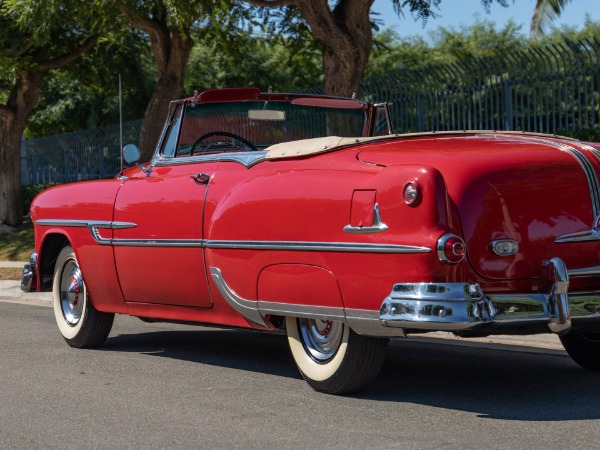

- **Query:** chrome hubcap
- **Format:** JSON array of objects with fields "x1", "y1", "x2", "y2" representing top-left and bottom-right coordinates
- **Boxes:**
[
  {"x1": 298, "y1": 318, "x2": 343, "y2": 362},
  {"x1": 60, "y1": 260, "x2": 84, "y2": 326}
]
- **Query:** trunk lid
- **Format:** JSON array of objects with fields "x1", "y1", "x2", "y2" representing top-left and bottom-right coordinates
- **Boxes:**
[{"x1": 357, "y1": 133, "x2": 600, "y2": 280}]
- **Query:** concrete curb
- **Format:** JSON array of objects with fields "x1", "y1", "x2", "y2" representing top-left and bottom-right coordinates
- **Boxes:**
[
  {"x1": 0, "y1": 280, "x2": 52, "y2": 306},
  {"x1": 0, "y1": 261, "x2": 27, "y2": 268},
  {"x1": 412, "y1": 331, "x2": 565, "y2": 353}
]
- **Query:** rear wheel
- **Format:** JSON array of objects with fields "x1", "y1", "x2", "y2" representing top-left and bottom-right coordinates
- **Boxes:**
[
  {"x1": 285, "y1": 316, "x2": 388, "y2": 394},
  {"x1": 53, "y1": 246, "x2": 114, "y2": 348},
  {"x1": 560, "y1": 331, "x2": 600, "y2": 370}
]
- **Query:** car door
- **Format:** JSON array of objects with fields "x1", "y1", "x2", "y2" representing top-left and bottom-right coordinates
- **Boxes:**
[
  {"x1": 112, "y1": 161, "x2": 216, "y2": 307},
  {"x1": 112, "y1": 102, "x2": 215, "y2": 308}
]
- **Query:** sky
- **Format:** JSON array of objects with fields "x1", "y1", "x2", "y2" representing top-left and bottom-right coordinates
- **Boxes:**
[{"x1": 371, "y1": 0, "x2": 600, "y2": 39}]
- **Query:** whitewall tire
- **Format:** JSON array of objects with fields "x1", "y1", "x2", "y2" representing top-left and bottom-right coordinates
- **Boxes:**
[
  {"x1": 286, "y1": 316, "x2": 388, "y2": 394},
  {"x1": 53, "y1": 246, "x2": 114, "y2": 348}
]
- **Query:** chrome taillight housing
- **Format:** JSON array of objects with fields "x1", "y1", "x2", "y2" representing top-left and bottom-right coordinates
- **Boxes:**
[
  {"x1": 402, "y1": 181, "x2": 419, "y2": 205},
  {"x1": 437, "y1": 233, "x2": 466, "y2": 264}
]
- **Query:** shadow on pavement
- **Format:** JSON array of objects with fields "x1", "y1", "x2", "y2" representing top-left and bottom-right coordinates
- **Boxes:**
[
  {"x1": 102, "y1": 327, "x2": 600, "y2": 421},
  {"x1": 103, "y1": 328, "x2": 300, "y2": 379}
]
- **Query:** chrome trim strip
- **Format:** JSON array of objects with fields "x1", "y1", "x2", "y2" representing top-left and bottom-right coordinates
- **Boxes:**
[
  {"x1": 37, "y1": 219, "x2": 98, "y2": 227},
  {"x1": 36, "y1": 219, "x2": 136, "y2": 229},
  {"x1": 257, "y1": 301, "x2": 345, "y2": 320},
  {"x1": 345, "y1": 308, "x2": 404, "y2": 337},
  {"x1": 556, "y1": 229, "x2": 600, "y2": 243},
  {"x1": 556, "y1": 212, "x2": 600, "y2": 243},
  {"x1": 87, "y1": 222, "x2": 139, "y2": 246},
  {"x1": 577, "y1": 142, "x2": 600, "y2": 163},
  {"x1": 204, "y1": 240, "x2": 431, "y2": 254},
  {"x1": 563, "y1": 146, "x2": 600, "y2": 218},
  {"x1": 209, "y1": 267, "x2": 269, "y2": 328},
  {"x1": 535, "y1": 138, "x2": 600, "y2": 218},
  {"x1": 209, "y1": 266, "x2": 403, "y2": 337},
  {"x1": 110, "y1": 239, "x2": 203, "y2": 247},
  {"x1": 153, "y1": 151, "x2": 266, "y2": 168},
  {"x1": 35, "y1": 219, "x2": 431, "y2": 253},
  {"x1": 36, "y1": 220, "x2": 138, "y2": 246},
  {"x1": 343, "y1": 203, "x2": 389, "y2": 234},
  {"x1": 568, "y1": 265, "x2": 600, "y2": 278},
  {"x1": 36, "y1": 219, "x2": 204, "y2": 247}
]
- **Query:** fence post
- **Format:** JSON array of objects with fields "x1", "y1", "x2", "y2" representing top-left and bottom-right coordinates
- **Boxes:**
[
  {"x1": 417, "y1": 93, "x2": 425, "y2": 132},
  {"x1": 504, "y1": 81, "x2": 513, "y2": 131},
  {"x1": 20, "y1": 134, "x2": 28, "y2": 185}
]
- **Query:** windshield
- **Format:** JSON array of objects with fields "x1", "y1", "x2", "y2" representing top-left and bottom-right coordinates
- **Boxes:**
[{"x1": 171, "y1": 100, "x2": 367, "y2": 157}]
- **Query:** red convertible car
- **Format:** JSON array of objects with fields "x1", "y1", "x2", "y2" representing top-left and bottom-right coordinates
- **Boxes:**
[{"x1": 22, "y1": 87, "x2": 600, "y2": 394}]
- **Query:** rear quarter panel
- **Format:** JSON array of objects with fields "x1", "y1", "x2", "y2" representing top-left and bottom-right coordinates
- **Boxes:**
[{"x1": 204, "y1": 150, "x2": 458, "y2": 313}]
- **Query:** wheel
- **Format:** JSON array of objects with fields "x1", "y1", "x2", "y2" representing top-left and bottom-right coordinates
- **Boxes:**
[
  {"x1": 560, "y1": 331, "x2": 600, "y2": 370},
  {"x1": 52, "y1": 246, "x2": 114, "y2": 348},
  {"x1": 190, "y1": 131, "x2": 258, "y2": 154},
  {"x1": 285, "y1": 316, "x2": 388, "y2": 394}
]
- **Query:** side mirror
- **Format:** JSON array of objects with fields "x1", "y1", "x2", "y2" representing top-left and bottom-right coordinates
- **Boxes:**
[
  {"x1": 123, "y1": 144, "x2": 141, "y2": 165},
  {"x1": 122, "y1": 144, "x2": 150, "y2": 173}
]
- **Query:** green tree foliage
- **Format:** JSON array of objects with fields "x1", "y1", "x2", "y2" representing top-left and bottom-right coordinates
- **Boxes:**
[
  {"x1": 542, "y1": 15, "x2": 600, "y2": 42},
  {"x1": 365, "y1": 19, "x2": 526, "y2": 77},
  {"x1": 26, "y1": 31, "x2": 156, "y2": 138},
  {"x1": 116, "y1": 0, "x2": 248, "y2": 160},
  {"x1": 243, "y1": 0, "x2": 512, "y2": 97},
  {"x1": 185, "y1": 29, "x2": 322, "y2": 94},
  {"x1": 430, "y1": 18, "x2": 526, "y2": 61},
  {"x1": 0, "y1": 0, "x2": 103, "y2": 226}
]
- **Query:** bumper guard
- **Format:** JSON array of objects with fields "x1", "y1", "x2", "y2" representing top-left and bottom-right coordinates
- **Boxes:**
[{"x1": 20, "y1": 252, "x2": 37, "y2": 292}]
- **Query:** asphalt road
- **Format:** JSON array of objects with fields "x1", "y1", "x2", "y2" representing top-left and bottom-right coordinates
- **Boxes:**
[{"x1": 2, "y1": 300, "x2": 600, "y2": 449}]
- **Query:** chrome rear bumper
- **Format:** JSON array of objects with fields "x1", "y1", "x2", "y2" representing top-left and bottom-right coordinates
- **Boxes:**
[{"x1": 380, "y1": 257, "x2": 600, "y2": 336}]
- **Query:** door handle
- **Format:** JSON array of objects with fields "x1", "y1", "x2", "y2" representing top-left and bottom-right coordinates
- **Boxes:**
[{"x1": 191, "y1": 173, "x2": 211, "y2": 184}]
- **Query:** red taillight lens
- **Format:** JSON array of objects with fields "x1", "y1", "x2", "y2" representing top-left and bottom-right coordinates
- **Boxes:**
[{"x1": 437, "y1": 233, "x2": 466, "y2": 264}]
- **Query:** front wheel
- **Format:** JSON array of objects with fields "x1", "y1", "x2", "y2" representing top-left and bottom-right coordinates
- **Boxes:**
[
  {"x1": 53, "y1": 246, "x2": 114, "y2": 348},
  {"x1": 285, "y1": 317, "x2": 388, "y2": 394},
  {"x1": 560, "y1": 331, "x2": 600, "y2": 370}
]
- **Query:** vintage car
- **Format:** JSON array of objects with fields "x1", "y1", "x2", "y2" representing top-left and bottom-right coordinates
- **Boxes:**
[{"x1": 22, "y1": 87, "x2": 600, "y2": 394}]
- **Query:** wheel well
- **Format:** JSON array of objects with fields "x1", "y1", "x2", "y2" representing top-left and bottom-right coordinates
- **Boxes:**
[{"x1": 39, "y1": 234, "x2": 69, "y2": 291}]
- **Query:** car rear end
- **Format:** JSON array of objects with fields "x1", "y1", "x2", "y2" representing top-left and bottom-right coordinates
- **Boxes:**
[{"x1": 356, "y1": 132, "x2": 600, "y2": 338}]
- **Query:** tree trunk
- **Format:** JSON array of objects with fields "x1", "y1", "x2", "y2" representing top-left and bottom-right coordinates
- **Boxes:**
[
  {"x1": 0, "y1": 71, "x2": 43, "y2": 226},
  {"x1": 137, "y1": 30, "x2": 194, "y2": 162},
  {"x1": 321, "y1": 42, "x2": 370, "y2": 98},
  {"x1": 298, "y1": 0, "x2": 374, "y2": 97}
]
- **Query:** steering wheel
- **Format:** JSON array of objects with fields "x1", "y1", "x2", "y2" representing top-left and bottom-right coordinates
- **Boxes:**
[{"x1": 190, "y1": 131, "x2": 258, "y2": 155}]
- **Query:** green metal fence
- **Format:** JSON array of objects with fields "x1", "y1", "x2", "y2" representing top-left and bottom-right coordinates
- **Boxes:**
[
  {"x1": 21, "y1": 37, "x2": 600, "y2": 185},
  {"x1": 21, "y1": 120, "x2": 142, "y2": 185}
]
